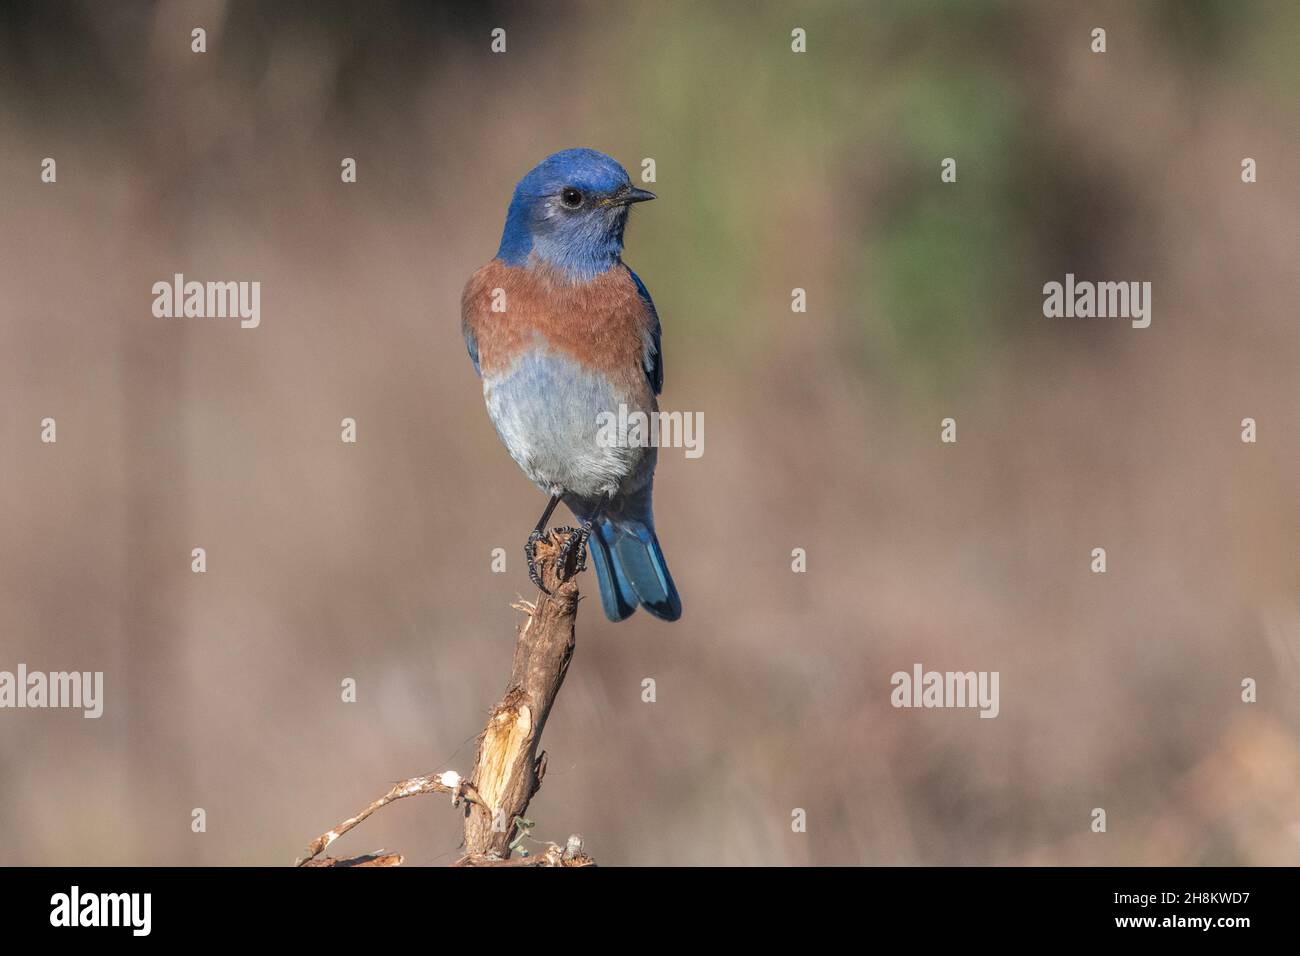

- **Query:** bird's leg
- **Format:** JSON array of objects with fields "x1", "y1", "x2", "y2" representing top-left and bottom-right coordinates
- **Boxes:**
[
  {"x1": 525, "y1": 493, "x2": 563, "y2": 593},
  {"x1": 555, "y1": 501, "x2": 606, "y2": 581}
]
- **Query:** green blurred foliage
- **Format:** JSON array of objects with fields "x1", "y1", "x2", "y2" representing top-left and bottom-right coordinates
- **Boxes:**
[{"x1": 566, "y1": 0, "x2": 1299, "y2": 396}]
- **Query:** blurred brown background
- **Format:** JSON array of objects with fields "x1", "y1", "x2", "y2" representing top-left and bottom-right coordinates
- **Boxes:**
[{"x1": 2, "y1": 0, "x2": 1300, "y2": 865}]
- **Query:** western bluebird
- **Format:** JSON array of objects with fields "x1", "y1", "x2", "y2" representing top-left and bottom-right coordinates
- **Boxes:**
[{"x1": 461, "y1": 148, "x2": 681, "y2": 622}]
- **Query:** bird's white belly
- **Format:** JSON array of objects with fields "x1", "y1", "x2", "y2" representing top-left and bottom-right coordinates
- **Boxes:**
[{"x1": 483, "y1": 350, "x2": 649, "y2": 499}]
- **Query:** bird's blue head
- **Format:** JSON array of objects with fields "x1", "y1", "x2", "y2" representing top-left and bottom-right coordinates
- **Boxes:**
[{"x1": 496, "y1": 148, "x2": 656, "y2": 281}]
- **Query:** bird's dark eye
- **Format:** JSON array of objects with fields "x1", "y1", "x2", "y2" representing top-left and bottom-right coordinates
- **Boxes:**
[{"x1": 560, "y1": 187, "x2": 583, "y2": 208}]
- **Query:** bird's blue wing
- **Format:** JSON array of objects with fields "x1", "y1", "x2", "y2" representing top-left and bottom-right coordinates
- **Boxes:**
[
  {"x1": 627, "y1": 267, "x2": 663, "y2": 395},
  {"x1": 464, "y1": 322, "x2": 481, "y2": 377}
]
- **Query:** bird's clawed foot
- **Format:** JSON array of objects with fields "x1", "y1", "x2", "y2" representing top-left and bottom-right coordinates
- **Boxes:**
[
  {"x1": 524, "y1": 529, "x2": 548, "y2": 592},
  {"x1": 523, "y1": 523, "x2": 592, "y2": 595},
  {"x1": 554, "y1": 524, "x2": 591, "y2": 580}
]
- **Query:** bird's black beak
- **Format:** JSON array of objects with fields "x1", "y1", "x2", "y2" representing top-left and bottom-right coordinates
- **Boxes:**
[{"x1": 615, "y1": 186, "x2": 656, "y2": 205}]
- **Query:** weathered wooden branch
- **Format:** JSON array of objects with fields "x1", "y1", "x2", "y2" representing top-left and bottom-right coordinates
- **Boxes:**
[
  {"x1": 295, "y1": 531, "x2": 593, "y2": 867},
  {"x1": 295, "y1": 770, "x2": 478, "y2": 866},
  {"x1": 458, "y1": 533, "x2": 581, "y2": 862},
  {"x1": 301, "y1": 851, "x2": 404, "y2": 868}
]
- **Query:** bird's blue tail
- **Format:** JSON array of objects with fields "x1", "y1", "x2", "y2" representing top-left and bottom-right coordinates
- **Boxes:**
[{"x1": 588, "y1": 518, "x2": 681, "y2": 622}]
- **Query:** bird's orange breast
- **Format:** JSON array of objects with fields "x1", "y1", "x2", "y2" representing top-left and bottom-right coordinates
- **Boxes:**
[{"x1": 462, "y1": 259, "x2": 655, "y2": 399}]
